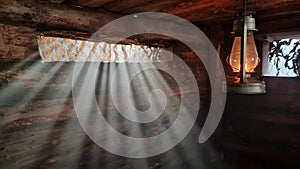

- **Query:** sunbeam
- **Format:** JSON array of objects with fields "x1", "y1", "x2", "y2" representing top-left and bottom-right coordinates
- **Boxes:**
[
  {"x1": 0, "y1": 60, "x2": 77, "y2": 168},
  {"x1": 0, "y1": 61, "x2": 64, "y2": 107},
  {"x1": 3, "y1": 2, "x2": 297, "y2": 168}
]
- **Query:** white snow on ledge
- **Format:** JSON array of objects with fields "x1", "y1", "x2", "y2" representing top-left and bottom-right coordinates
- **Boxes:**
[{"x1": 37, "y1": 36, "x2": 173, "y2": 63}]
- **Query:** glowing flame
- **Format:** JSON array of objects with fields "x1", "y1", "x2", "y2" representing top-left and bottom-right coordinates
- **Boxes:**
[{"x1": 227, "y1": 36, "x2": 260, "y2": 73}]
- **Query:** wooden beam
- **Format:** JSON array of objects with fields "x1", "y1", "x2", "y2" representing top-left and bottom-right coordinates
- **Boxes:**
[
  {"x1": 166, "y1": 0, "x2": 300, "y2": 23},
  {"x1": 166, "y1": 0, "x2": 239, "y2": 23},
  {"x1": 50, "y1": 0, "x2": 65, "y2": 3},
  {"x1": 256, "y1": 12, "x2": 300, "y2": 40},
  {"x1": 2, "y1": 0, "x2": 298, "y2": 49},
  {"x1": 0, "y1": 24, "x2": 37, "y2": 60},
  {"x1": 72, "y1": 0, "x2": 114, "y2": 7},
  {"x1": 0, "y1": 0, "x2": 120, "y2": 31},
  {"x1": 104, "y1": 0, "x2": 152, "y2": 12},
  {"x1": 0, "y1": 0, "x2": 204, "y2": 46},
  {"x1": 121, "y1": 0, "x2": 186, "y2": 13}
]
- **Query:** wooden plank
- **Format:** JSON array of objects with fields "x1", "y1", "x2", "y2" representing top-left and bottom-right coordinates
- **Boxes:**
[
  {"x1": 223, "y1": 77, "x2": 300, "y2": 169},
  {"x1": 166, "y1": 0, "x2": 239, "y2": 22},
  {"x1": 224, "y1": 142, "x2": 300, "y2": 168},
  {"x1": 122, "y1": 0, "x2": 186, "y2": 13},
  {"x1": 104, "y1": 0, "x2": 152, "y2": 12},
  {"x1": 223, "y1": 78, "x2": 300, "y2": 116},
  {"x1": 224, "y1": 119, "x2": 300, "y2": 144},
  {"x1": 0, "y1": 93, "x2": 213, "y2": 168},
  {"x1": 72, "y1": 0, "x2": 114, "y2": 7},
  {"x1": 224, "y1": 108, "x2": 300, "y2": 126},
  {"x1": 225, "y1": 95, "x2": 299, "y2": 113},
  {"x1": 257, "y1": 12, "x2": 300, "y2": 39},
  {"x1": 50, "y1": 0, "x2": 65, "y2": 3},
  {"x1": 166, "y1": 0, "x2": 300, "y2": 23}
]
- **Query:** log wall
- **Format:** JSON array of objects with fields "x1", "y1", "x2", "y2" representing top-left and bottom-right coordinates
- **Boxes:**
[
  {"x1": 223, "y1": 77, "x2": 300, "y2": 169},
  {"x1": 0, "y1": 24, "x2": 37, "y2": 61},
  {"x1": 0, "y1": 31, "x2": 222, "y2": 168}
]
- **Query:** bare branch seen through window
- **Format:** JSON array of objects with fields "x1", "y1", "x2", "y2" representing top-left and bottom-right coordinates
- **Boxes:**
[{"x1": 268, "y1": 39, "x2": 300, "y2": 76}]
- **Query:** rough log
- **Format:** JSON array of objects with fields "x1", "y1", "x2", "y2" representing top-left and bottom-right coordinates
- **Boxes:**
[
  {"x1": 72, "y1": 0, "x2": 114, "y2": 7},
  {"x1": 0, "y1": 0, "x2": 119, "y2": 32},
  {"x1": 1, "y1": 0, "x2": 300, "y2": 43},
  {"x1": 104, "y1": 0, "x2": 153, "y2": 12},
  {"x1": 256, "y1": 12, "x2": 300, "y2": 39},
  {"x1": 0, "y1": 0, "x2": 202, "y2": 45},
  {"x1": 120, "y1": 0, "x2": 186, "y2": 14},
  {"x1": 166, "y1": 0, "x2": 300, "y2": 23},
  {"x1": 0, "y1": 24, "x2": 37, "y2": 60},
  {"x1": 74, "y1": 0, "x2": 300, "y2": 24}
]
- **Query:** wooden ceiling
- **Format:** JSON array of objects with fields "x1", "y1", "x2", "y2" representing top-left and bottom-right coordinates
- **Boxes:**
[
  {"x1": 1, "y1": 0, "x2": 300, "y2": 45},
  {"x1": 56, "y1": 0, "x2": 300, "y2": 23}
]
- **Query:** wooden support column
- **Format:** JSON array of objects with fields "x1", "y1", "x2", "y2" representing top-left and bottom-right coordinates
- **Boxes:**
[
  {"x1": 209, "y1": 24, "x2": 225, "y2": 84},
  {"x1": 206, "y1": 24, "x2": 225, "y2": 167}
]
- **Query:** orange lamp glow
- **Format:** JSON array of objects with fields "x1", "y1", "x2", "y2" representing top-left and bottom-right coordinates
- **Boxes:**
[{"x1": 227, "y1": 35, "x2": 260, "y2": 73}]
